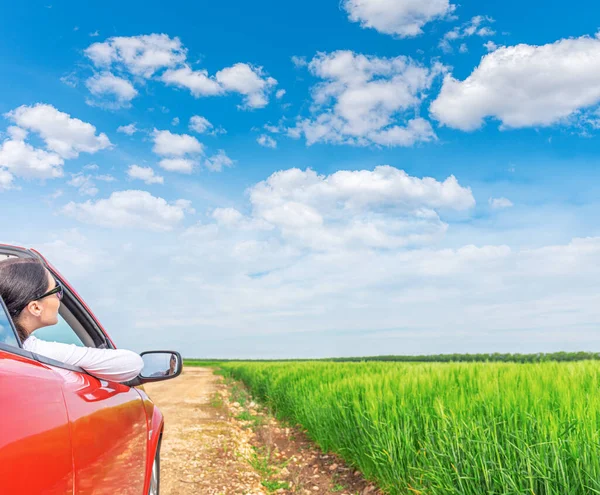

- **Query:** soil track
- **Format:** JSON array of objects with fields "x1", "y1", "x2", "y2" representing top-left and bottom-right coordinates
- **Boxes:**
[
  {"x1": 144, "y1": 367, "x2": 266, "y2": 495},
  {"x1": 144, "y1": 367, "x2": 380, "y2": 495}
]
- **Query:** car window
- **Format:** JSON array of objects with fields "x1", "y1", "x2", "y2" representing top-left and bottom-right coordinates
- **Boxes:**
[
  {"x1": 34, "y1": 311, "x2": 85, "y2": 347},
  {"x1": 0, "y1": 299, "x2": 19, "y2": 347}
]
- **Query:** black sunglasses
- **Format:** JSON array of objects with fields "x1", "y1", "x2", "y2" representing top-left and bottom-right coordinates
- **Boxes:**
[
  {"x1": 12, "y1": 280, "x2": 64, "y2": 317},
  {"x1": 36, "y1": 280, "x2": 64, "y2": 302}
]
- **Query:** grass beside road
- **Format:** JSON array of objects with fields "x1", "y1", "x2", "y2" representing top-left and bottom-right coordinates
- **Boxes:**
[{"x1": 216, "y1": 360, "x2": 600, "y2": 495}]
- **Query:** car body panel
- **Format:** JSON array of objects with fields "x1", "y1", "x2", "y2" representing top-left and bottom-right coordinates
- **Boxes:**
[
  {"x1": 137, "y1": 385, "x2": 165, "y2": 486},
  {"x1": 0, "y1": 350, "x2": 74, "y2": 494},
  {"x1": 54, "y1": 367, "x2": 148, "y2": 495}
]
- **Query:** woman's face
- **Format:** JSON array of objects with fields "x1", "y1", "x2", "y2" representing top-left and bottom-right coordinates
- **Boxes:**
[{"x1": 38, "y1": 269, "x2": 61, "y2": 326}]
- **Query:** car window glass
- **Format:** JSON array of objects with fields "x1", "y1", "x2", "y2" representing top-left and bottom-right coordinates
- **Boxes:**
[
  {"x1": 34, "y1": 313, "x2": 84, "y2": 346},
  {"x1": 0, "y1": 300, "x2": 19, "y2": 347}
]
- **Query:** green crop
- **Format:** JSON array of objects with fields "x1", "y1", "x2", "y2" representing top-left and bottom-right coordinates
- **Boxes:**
[{"x1": 219, "y1": 361, "x2": 600, "y2": 495}]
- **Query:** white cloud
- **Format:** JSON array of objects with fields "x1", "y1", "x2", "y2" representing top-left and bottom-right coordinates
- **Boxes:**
[
  {"x1": 163, "y1": 62, "x2": 277, "y2": 109},
  {"x1": 251, "y1": 166, "x2": 474, "y2": 213},
  {"x1": 189, "y1": 115, "x2": 213, "y2": 134},
  {"x1": 6, "y1": 104, "x2": 111, "y2": 159},
  {"x1": 264, "y1": 124, "x2": 280, "y2": 133},
  {"x1": 161, "y1": 65, "x2": 223, "y2": 96},
  {"x1": 171, "y1": 117, "x2": 179, "y2": 126},
  {"x1": 242, "y1": 166, "x2": 474, "y2": 250},
  {"x1": 343, "y1": 0, "x2": 456, "y2": 38},
  {"x1": 477, "y1": 26, "x2": 495, "y2": 37},
  {"x1": 127, "y1": 165, "x2": 164, "y2": 184},
  {"x1": 34, "y1": 230, "x2": 104, "y2": 276},
  {"x1": 151, "y1": 129, "x2": 203, "y2": 156},
  {"x1": 276, "y1": 89, "x2": 286, "y2": 99},
  {"x1": 430, "y1": 33, "x2": 600, "y2": 130},
  {"x1": 204, "y1": 150, "x2": 234, "y2": 172},
  {"x1": 464, "y1": 15, "x2": 494, "y2": 35},
  {"x1": 7, "y1": 126, "x2": 27, "y2": 140},
  {"x1": 85, "y1": 72, "x2": 138, "y2": 108},
  {"x1": 217, "y1": 63, "x2": 277, "y2": 109},
  {"x1": 439, "y1": 15, "x2": 495, "y2": 53},
  {"x1": 149, "y1": 128, "x2": 206, "y2": 174},
  {"x1": 60, "y1": 73, "x2": 78, "y2": 88},
  {"x1": 212, "y1": 207, "x2": 244, "y2": 226},
  {"x1": 89, "y1": 30, "x2": 99, "y2": 37},
  {"x1": 62, "y1": 190, "x2": 192, "y2": 231},
  {"x1": 67, "y1": 172, "x2": 98, "y2": 196},
  {"x1": 68, "y1": 172, "x2": 98, "y2": 196},
  {"x1": 83, "y1": 34, "x2": 278, "y2": 110},
  {"x1": 483, "y1": 40, "x2": 498, "y2": 52},
  {"x1": 288, "y1": 51, "x2": 442, "y2": 146},
  {"x1": 257, "y1": 134, "x2": 277, "y2": 148},
  {"x1": 0, "y1": 169, "x2": 14, "y2": 190},
  {"x1": 291, "y1": 56, "x2": 307, "y2": 68},
  {"x1": 85, "y1": 34, "x2": 187, "y2": 77},
  {"x1": 158, "y1": 157, "x2": 197, "y2": 173},
  {"x1": 117, "y1": 123, "x2": 137, "y2": 135},
  {"x1": 0, "y1": 134, "x2": 64, "y2": 180},
  {"x1": 95, "y1": 174, "x2": 116, "y2": 182},
  {"x1": 65, "y1": 169, "x2": 114, "y2": 195},
  {"x1": 489, "y1": 197, "x2": 513, "y2": 209}
]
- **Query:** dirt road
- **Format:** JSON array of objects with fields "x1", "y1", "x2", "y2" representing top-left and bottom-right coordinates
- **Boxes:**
[
  {"x1": 144, "y1": 367, "x2": 379, "y2": 495},
  {"x1": 144, "y1": 367, "x2": 266, "y2": 495}
]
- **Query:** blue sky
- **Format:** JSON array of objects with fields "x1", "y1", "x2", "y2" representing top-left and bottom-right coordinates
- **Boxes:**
[{"x1": 1, "y1": 0, "x2": 600, "y2": 358}]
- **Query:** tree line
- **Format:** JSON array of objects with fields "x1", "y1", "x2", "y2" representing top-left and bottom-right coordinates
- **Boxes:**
[
  {"x1": 186, "y1": 351, "x2": 600, "y2": 364},
  {"x1": 326, "y1": 352, "x2": 600, "y2": 363}
]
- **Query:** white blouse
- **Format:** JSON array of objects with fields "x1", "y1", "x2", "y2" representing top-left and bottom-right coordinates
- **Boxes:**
[{"x1": 23, "y1": 335, "x2": 144, "y2": 383}]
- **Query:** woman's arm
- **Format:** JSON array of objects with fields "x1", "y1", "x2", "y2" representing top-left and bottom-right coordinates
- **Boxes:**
[{"x1": 23, "y1": 336, "x2": 144, "y2": 382}]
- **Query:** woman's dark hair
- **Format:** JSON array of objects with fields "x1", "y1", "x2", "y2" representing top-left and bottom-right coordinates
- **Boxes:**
[{"x1": 0, "y1": 258, "x2": 49, "y2": 341}]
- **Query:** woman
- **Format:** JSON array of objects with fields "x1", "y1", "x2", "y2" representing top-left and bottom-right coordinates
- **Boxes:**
[{"x1": 0, "y1": 258, "x2": 144, "y2": 382}]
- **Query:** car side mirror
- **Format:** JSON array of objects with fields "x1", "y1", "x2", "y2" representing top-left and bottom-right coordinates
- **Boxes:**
[{"x1": 125, "y1": 351, "x2": 183, "y2": 386}]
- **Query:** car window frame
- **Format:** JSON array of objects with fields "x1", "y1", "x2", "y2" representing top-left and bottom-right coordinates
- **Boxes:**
[
  {"x1": 0, "y1": 294, "x2": 22, "y2": 348},
  {"x1": 0, "y1": 283, "x2": 87, "y2": 374},
  {"x1": 49, "y1": 270, "x2": 111, "y2": 349},
  {"x1": 0, "y1": 246, "x2": 111, "y2": 349}
]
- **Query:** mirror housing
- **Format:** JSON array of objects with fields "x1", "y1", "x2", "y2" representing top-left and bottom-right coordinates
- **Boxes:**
[{"x1": 124, "y1": 350, "x2": 182, "y2": 386}]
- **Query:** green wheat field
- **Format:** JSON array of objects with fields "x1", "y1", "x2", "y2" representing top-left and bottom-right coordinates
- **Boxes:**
[{"x1": 194, "y1": 360, "x2": 600, "y2": 495}]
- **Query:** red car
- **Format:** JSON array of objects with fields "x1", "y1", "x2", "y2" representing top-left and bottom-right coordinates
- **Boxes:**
[{"x1": 0, "y1": 244, "x2": 181, "y2": 495}]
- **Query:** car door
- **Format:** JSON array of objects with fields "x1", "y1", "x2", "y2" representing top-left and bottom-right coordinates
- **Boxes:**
[
  {"x1": 39, "y1": 271, "x2": 148, "y2": 495},
  {"x1": 54, "y1": 366, "x2": 148, "y2": 495},
  {"x1": 0, "y1": 298, "x2": 74, "y2": 495}
]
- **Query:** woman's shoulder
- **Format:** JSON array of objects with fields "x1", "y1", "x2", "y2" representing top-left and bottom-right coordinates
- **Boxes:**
[{"x1": 22, "y1": 334, "x2": 38, "y2": 350}]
